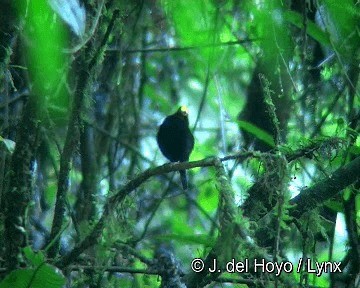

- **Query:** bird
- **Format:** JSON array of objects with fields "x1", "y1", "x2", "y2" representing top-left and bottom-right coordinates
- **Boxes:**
[{"x1": 157, "y1": 106, "x2": 194, "y2": 189}]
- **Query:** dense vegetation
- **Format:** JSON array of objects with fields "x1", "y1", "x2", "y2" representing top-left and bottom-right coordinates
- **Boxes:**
[{"x1": 0, "y1": 0, "x2": 359, "y2": 287}]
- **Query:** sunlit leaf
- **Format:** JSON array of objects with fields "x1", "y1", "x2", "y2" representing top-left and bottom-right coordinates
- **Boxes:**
[
  {"x1": 238, "y1": 120, "x2": 275, "y2": 148},
  {"x1": 16, "y1": 0, "x2": 70, "y2": 125}
]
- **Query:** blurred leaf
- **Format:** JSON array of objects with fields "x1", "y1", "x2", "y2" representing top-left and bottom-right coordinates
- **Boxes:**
[
  {"x1": 164, "y1": 0, "x2": 215, "y2": 46},
  {"x1": 321, "y1": 0, "x2": 360, "y2": 56},
  {"x1": 336, "y1": 118, "x2": 345, "y2": 127},
  {"x1": 238, "y1": 120, "x2": 275, "y2": 148},
  {"x1": 248, "y1": 0, "x2": 294, "y2": 66},
  {"x1": 348, "y1": 145, "x2": 360, "y2": 155},
  {"x1": 162, "y1": 0, "x2": 222, "y2": 63},
  {"x1": 343, "y1": 188, "x2": 352, "y2": 201},
  {"x1": 0, "y1": 264, "x2": 65, "y2": 288},
  {"x1": 198, "y1": 175, "x2": 219, "y2": 212},
  {"x1": 45, "y1": 181, "x2": 57, "y2": 206},
  {"x1": 16, "y1": 0, "x2": 70, "y2": 124},
  {"x1": 284, "y1": 11, "x2": 331, "y2": 46},
  {"x1": 324, "y1": 200, "x2": 343, "y2": 213},
  {"x1": 49, "y1": 0, "x2": 86, "y2": 37}
]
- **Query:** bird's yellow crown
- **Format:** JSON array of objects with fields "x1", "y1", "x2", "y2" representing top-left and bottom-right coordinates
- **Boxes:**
[{"x1": 179, "y1": 105, "x2": 189, "y2": 115}]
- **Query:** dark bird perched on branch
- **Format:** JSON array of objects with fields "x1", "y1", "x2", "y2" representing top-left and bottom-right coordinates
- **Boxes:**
[{"x1": 157, "y1": 106, "x2": 194, "y2": 190}]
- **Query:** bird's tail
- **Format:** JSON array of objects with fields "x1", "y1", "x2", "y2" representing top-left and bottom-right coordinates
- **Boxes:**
[{"x1": 179, "y1": 170, "x2": 188, "y2": 190}]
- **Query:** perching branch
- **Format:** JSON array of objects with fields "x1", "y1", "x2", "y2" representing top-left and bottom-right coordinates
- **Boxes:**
[
  {"x1": 56, "y1": 157, "x2": 220, "y2": 267},
  {"x1": 56, "y1": 144, "x2": 359, "y2": 269},
  {"x1": 290, "y1": 155, "x2": 360, "y2": 219}
]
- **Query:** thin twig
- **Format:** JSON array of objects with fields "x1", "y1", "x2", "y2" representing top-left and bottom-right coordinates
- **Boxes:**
[{"x1": 120, "y1": 39, "x2": 257, "y2": 54}]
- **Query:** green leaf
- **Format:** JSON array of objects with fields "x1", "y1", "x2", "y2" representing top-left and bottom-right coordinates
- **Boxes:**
[
  {"x1": 348, "y1": 145, "x2": 360, "y2": 155},
  {"x1": 324, "y1": 200, "x2": 344, "y2": 213},
  {"x1": 238, "y1": 120, "x2": 275, "y2": 147},
  {"x1": 321, "y1": 0, "x2": 360, "y2": 54},
  {"x1": 23, "y1": 246, "x2": 46, "y2": 266},
  {"x1": 284, "y1": 11, "x2": 331, "y2": 46},
  {"x1": 0, "y1": 264, "x2": 65, "y2": 288},
  {"x1": 343, "y1": 188, "x2": 352, "y2": 201},
  {"x1": 15, "y1": 0, "x2": 70, "y2": 125}
]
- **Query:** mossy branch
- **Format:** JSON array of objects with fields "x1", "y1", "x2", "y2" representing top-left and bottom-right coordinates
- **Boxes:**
[
  {"x1": 4, "y1": 96, "x2": 41, "y2": 270},
  {"x1": 55, "y1": 144, "x2": 360, "y2": 270},
  {"x1": 290, "y1": 155, "x2": 360, "y2": 218},
  {"x1": 48, "y1": 9, "x2": 120, "y2": 258}
]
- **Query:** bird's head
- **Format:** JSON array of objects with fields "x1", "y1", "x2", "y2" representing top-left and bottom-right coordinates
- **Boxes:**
[{"x1": 176, "y1": 106, "x2": 189, "y2": 119}]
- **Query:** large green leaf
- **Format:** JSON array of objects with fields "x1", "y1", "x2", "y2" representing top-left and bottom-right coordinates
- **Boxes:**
[
  {"x1": 15, "y1": 0, "x2": 70, "y2": 126},
  {"x1": 0, "y1": 264, "x2": 65, "y2": 288}
]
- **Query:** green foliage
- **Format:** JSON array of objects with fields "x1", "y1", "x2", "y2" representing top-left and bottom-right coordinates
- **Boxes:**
[
  {"x1": 163, "y1": 0, "x2": 219, "y2": 61},
  {"x1": 349, "y1": 144, "x2": 360, "y2": 155},
  {"x1": 284, "y1": 11, "x2": 331, "y2": 46},
  {"x1": 44, "y1": 181, "x2": 57, "y2": 207},
  {"x1": 197, "y1": 178, "x2": 219, "y2": 213},
  {"x1": 15, "y1": 0, "x2": 70, "y2": 125},
  {"x1": 0, "y1": 248, "x2": 65, "y2": 288},
  {"x1": 325, "y1": 200, "x2": 344, "y2": 213},
  {"x1": 322, "y1": 0, "x2": 360, "y2": 53},
  {"x1": 23, "y1": 246, "x2": 45, "y2": 266},
  {"x1": 238, "y1": 120, "x2": 276, "y2": 148},
  {"x1": 247, "y1": 0, "x2": 294, "y2": 64},
  {"x1": 0, "y1": 265, "x2": 65, "y2": 288},
  {"x1": 2, "y1": 0, "x2": 360, "y2": 287}
]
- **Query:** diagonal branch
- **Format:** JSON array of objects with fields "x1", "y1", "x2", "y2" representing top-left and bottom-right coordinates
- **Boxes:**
[
  {"x1": 56, "y1": 149, "x2": 360, "y2": 269},
  {"x1": 290, "y1": 155, "x2": 360, "y2": 219},
  {"x1": 56, "y1": 157, "x2": 219, "y2": 267}
]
